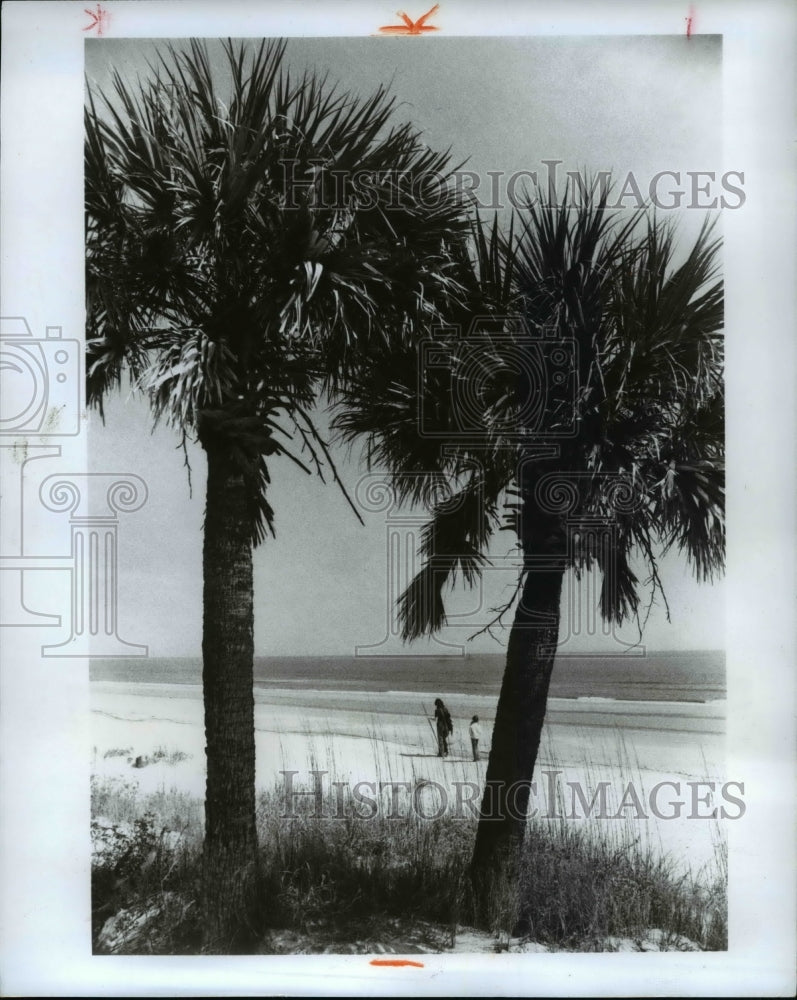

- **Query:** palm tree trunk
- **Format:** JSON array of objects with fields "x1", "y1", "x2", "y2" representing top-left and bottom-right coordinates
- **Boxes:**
[
  {"x1": 201, "y1": 442, "x2": 259, "y2": 953},
  {"x1": 470, "y1": 547, "x2": 565, "y2": 927}
]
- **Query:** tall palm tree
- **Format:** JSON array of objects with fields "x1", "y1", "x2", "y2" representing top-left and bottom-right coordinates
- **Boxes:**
[
  {"x1": 85, "y1": 38, "x2": 469, "y2": 951},
  {"x1": 333, "y1": 182, "x2": 724, "y2": 925}
]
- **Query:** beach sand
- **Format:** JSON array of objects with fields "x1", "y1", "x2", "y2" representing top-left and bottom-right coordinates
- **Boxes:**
[{"x1": 91, "y1": 681, "x2": 727, "y2": 875}]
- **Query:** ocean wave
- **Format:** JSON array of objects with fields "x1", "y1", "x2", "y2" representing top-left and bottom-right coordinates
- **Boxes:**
[
  {"x1": 570, "y1": 695, "x2": 725, "y2": 707},
  {"x1": 550, "y1": 696, "x2": 725, "y2": 712}
]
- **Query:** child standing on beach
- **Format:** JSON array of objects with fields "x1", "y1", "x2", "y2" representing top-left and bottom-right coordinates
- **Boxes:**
[{"x1": 469, "y1": 715, "x2": 482, "y2": 762}]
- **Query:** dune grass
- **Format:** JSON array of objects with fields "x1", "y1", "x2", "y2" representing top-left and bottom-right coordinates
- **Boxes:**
[{"x1": 90, "y1": 751, "x2": 728, "y2": 954}]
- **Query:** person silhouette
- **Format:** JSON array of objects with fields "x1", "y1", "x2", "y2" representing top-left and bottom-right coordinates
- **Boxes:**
[
  {"x1": 469, "y1": 714, "x2": 482, "y2": 761},
  {"x1": 433, "y1": 698, "x2": 453, "y2": 757}
]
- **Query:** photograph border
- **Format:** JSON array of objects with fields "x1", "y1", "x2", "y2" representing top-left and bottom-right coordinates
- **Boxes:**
[{"x1": 1, "y1": 1, "x2": 795, "y2": 995}]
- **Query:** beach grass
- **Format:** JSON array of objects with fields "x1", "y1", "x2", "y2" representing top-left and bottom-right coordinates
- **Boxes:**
[{"x1": 90, "y1": 735, "x2": 727, "y2": 955}]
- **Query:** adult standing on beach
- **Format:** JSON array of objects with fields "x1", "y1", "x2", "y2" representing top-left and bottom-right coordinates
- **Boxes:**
[
  {"x1": 469, "y1": 715, "x2": 482, "y2": 762},
  {"x1": 433, "y1": 698, "x2": 453, "y2": 757}
]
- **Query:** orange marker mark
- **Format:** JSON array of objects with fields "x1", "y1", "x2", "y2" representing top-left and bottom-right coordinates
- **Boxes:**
[
  {"x1": 370, "y1": 958, "x2": 425, "y2": 968},
  {"x1": 379, "y1": 4, "x2": 440, "y2": 35},
  {"x1": 82, "y1": 3, "x2": 110, "y2": 36}
]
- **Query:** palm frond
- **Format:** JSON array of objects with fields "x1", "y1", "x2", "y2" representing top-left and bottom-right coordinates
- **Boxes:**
[
  {"x1": 86, "y1": 38, "x2": 473, "y2": 539},
  {"x1": 337, "y1": 173, "x2": 724, "y2": 640},
  {"x1": 396, "y1": 474, "x2": 501, "y2": 639}
]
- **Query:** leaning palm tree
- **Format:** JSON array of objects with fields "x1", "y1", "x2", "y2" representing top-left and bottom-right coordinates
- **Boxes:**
[
  {"x1": 85, "y1": 38, "x2": 468, "y2": 951},
  {"x1": 333, "y1": 181, "x2": 724, "y2": 925}
]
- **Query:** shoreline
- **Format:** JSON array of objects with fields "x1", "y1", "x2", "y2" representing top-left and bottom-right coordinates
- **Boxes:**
[{"x1": 91, "y1": 679, "x2": 727, "y2": 733}]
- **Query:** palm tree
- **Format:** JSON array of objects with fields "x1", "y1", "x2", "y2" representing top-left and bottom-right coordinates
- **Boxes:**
[
  {"x1": 333, "y1": 182, "x2": 724, "y2": 925},
  {"x1": 85, "y1": 38, "x2": 469, "y2": 951}
]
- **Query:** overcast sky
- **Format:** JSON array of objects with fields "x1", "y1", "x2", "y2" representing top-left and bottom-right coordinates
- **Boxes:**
[{"x1": 86, "y1": 35, "x2": 724, "y2": 658}]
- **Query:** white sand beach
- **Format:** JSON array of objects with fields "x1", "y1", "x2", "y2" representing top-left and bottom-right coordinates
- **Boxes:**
[{"x1": 91, "y1": 680, "x2": 728, "y2": 876}]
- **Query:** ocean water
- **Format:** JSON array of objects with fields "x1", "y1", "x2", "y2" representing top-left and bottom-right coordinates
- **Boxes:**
[{"x1": 90, "y1": 649, "x2": 724, "y2": 704}]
